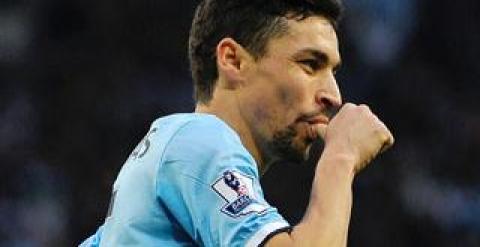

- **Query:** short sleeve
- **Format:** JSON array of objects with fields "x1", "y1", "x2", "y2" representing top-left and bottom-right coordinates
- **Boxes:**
[{"x1": 156, "y1": 117, "x2": 290, "y2": 247}]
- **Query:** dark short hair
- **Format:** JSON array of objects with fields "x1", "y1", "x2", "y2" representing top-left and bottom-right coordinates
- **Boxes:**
[{"x1": 189, "y1": 0, "x2": 344, "y2": 104}]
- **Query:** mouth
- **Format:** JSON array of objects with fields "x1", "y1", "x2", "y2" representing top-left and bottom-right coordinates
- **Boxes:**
[
  {"x1": 296, "y1": 115, "x2": 330, "y2": 142},
  {"x1": 303, "y1": 116, "x2": 330, "y2": 125}
]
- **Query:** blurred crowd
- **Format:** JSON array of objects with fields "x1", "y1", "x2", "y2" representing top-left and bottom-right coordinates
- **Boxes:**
[{"x1": 1, "y1": 0, "x2": 479, "y2": 246}]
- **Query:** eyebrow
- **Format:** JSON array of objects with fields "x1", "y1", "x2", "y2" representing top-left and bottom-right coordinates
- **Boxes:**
[{"x1": 298, "y1": 48, "x2": 342, "y2": 71}]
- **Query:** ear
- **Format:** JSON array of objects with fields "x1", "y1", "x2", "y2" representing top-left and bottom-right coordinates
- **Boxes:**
[{"x1": 216, "y1": 38, "x2": 252, "y2": 89}]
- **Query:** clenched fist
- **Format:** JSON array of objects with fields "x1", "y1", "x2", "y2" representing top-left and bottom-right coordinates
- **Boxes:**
[{"x1": 319, "y1": 103, "x2": 394, "y2": 173}]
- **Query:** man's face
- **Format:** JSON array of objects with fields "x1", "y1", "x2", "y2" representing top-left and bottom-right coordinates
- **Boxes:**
[{"x1": 238, "y1": 16, "x2": 342, "y2": 164}]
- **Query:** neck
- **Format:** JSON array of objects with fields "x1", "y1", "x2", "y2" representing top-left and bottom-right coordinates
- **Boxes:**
[{"x1": 195, "y1": 90, "x2": 266, "y2": 172}]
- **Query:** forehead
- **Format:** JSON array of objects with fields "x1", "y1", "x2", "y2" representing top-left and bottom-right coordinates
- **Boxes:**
[{"x1": 265, "y1": 16, "x2": 340, "y2": 63}]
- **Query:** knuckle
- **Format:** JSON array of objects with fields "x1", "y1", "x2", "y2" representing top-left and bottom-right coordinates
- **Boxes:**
[
  {"x1": 358, "y1": 104, "x2": 371, "y2": 113},
  {"x1": 373, "y1": 127, "x2": 384, "y2": 138},
  {"x1": 386, "y1": 129, "x2": 395, "y2": 144},
  {"x1": 373, "y1": 123, "x2": 389, "y2": 141},
  {"x1": 382, "y1": 130, "x2": 394, "y2": 146},
  {"x1": 343, "y1": 103, "x2": 356, "y2": 110}
]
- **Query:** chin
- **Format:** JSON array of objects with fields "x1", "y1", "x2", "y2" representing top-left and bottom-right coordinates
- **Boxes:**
[
  {"x1": 292, "y1": 139, "x2": 313, "y2": 162},
  {"x1": 265, "y1": 122, "x2": 316, "y2": 164}
]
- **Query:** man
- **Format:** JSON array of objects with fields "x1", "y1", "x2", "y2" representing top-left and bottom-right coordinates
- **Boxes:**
[{"x1": 80, "y1": 0, "x2": 394, "y2": 246}]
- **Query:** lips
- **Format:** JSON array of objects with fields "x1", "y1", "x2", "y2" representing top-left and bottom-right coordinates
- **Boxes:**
[
  {"x1": 299, "y1": 115, "x2": 330, "y2": 141},
  {"x1": 304, "y1": 116, "x2": 329, "y2": 125}
]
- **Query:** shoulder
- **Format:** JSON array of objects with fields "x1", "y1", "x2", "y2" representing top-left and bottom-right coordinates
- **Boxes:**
[
  {"x1": 161, "y1": 113, "x2": 247, "y2": 160},
  {"x1": 156, "y1": 113, "x2": 258, "y2": 179}
]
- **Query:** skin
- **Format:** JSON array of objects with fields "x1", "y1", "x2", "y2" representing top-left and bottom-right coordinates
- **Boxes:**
[
  {"x1": 196, "y1": 15, "x2": 394, "y2": 247},
  {"x1": 239, "y1": 16, "x2": 343, "y2": 170},
  {"x1": 197, "y1": 16, "x2": 342, "y2": 172}
]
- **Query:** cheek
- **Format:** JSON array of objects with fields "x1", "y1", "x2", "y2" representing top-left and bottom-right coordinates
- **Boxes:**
[
  {"x1": 246, "y1": 63, "x2": 308, "y2": 130},
  {"x1": 251, "y1": 98, "x2": 273, "y2": 123},
  {"x1": 249, "y1": 80, "x2": 304, "y2": 136},
  {"x1": 274, "y1": 75, "x2": 308, "y2": 119},
  {"x1": 239, "y1": 85, "x2": 274, "y2": 123},
  {"x1": 244, "y1": 86, "x2": 289, "y2": 136},
  {"x1": 285, "y1": 64, "x2": 311, "y2": 102},
  {"x1": 252, "y1": 90, "x2": 284, "y2": 124},
  {"x1": 276, "y1": 83, "x2": 302, "y2": 108}
]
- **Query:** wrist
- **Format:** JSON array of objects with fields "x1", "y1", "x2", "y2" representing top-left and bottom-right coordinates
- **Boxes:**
[{"x1": 317, "y1": 145, "x2": 357, "y2": 179}]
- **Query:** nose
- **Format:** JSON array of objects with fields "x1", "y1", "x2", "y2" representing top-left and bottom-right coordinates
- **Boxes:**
[{"x1": 314, "y1": 76, "x2": 342, "y2": 112}]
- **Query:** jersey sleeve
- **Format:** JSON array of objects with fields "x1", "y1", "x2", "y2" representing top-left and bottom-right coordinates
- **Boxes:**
[{"x1": 156, "y1": 118, "x2": 290, "y2": 247}]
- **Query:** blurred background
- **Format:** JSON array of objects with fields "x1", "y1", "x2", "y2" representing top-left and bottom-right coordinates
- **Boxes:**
[{"x1": 1, "y1": 0, "x2": 479, "y2": 246}]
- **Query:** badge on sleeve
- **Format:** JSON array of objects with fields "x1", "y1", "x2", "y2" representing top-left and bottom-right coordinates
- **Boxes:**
[{"x1": 212, "y1": 170, "x2": 268, "y2": 218}]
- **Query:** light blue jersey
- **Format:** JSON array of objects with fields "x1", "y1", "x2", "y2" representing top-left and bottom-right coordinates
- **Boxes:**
[{"x1": 80, "y1": 113, "x2": 290, "y2": 247}]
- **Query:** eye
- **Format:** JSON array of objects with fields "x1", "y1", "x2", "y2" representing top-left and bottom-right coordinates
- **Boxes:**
[{"x1": 299, "y1": 59, "x2": 320, "y2": 72}]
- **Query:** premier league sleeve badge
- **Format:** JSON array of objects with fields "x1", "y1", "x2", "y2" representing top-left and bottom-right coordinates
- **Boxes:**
[{"x1": 211, "y1": 170, "x2": 268, "y2": 218}]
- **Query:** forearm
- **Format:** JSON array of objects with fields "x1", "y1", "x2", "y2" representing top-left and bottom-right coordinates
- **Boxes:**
[
  {"x1": 290, "y1": 148, "x2": 356, "y2": 247},
  {"x1": 265, "y1": 103, "x2": 394, "y2": 247}
]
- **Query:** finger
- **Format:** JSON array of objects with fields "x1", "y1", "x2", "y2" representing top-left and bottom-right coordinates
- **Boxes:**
[
  {"x1": 370, "y1": 111, "x2": 394, "y2": 154},
  {"x1": 379, "y1": 130, "x2": 394, "y2": 153}
]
